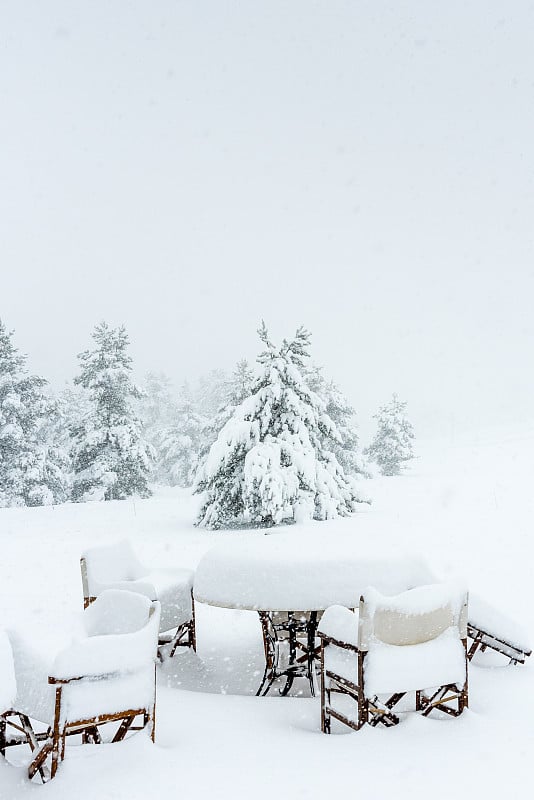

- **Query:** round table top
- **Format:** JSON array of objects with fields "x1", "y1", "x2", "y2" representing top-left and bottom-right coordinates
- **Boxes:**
[{"x1": 193, "y1": 531, "x2": 435, "y2": 612}]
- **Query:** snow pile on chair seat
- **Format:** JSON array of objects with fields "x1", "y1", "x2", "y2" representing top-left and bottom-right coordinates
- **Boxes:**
[
  {"x1": 194, "y1": 532, "x2": 435, "y2": 610},
  {"x1": 0, "y1": 630, "x2": 16, "y2": 711},
  {"x1": 364, "y1": 628, "x2": 466, "y2": 695},
  {"x1": 469, "y1": 593, "x2": 531, "y2": 652},
  {"x1": 318, "y1": 605, "x2": 359, "y2": 646},
  {"x1": 83, "y1": 589, "x2": 154, "y2": 636},
  {"x1": 83, "y1": 540, "x2": 193, "y2": 632}
]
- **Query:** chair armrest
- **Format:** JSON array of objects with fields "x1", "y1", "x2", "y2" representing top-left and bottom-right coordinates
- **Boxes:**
[
  {"x1": 318, "y1": 632, "x2": 359, "y2": 652},
  {"x1": 318, "y1": 605, "x2": 359, "y2": 648},
  {"x1": 48, "y1": 671, "x2": 123, "y2": 685}
]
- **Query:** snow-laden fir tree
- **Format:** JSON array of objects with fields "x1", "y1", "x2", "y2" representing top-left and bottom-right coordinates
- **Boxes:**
[
  {"x1": 195, "y1": 324, "x2": 367, "y2": 529},
  {"x1": 33, "y1": 397, "x2": 73, "y2": 503},
  {"x1": 365, "y1": 394, "x2": 415, "y2": 476},
  {"x1": 306, "y1": 364, "x2": 371, "y2": 478},
  {"x1": 71, "y1": 322, "x2": 154, "y2": 501},
  {"x1": 197, "y1": 358, "x2": 255, "y2": 466},
  {"x1": 0, "y1": 319, "x2": 70, "y2": 506}
]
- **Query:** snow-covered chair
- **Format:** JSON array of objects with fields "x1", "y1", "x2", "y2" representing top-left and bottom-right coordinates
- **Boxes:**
[
  {"x1": 81, "y1": 539, "x2": 195, "y2": 657},
  {"x1": 318, "y1": 584, "x2": 468, "y2": 733},
  {"x1": 467, "y1": 593, "x2": 532, "y2": 665},
  {"x1": 3, "y1": 590, "x2": 160, "y2": 782}
]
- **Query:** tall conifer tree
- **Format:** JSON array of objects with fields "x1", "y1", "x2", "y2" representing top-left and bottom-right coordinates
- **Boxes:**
[
  {"x1": 71, "y1": 322, "x2": 153, "y2": 501},
  {"x1": 0, "y1": 319, "x2": 69, "y2": 506}
]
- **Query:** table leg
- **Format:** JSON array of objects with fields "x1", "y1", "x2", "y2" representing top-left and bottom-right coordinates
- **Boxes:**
[
  {"x1": 256, "y1": 611, "x2": 320, "y2": 697},
  {"x1": 256, "y1": 612, "x2": 278, "y2": 697}
]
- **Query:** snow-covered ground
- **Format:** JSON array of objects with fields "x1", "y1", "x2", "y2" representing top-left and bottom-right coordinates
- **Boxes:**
[{"x1": 1, "y1": 428, "x2": 533, "y2": 799}]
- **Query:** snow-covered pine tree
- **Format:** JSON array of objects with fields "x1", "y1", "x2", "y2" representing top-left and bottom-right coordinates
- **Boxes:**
[
  {"x1": 197, "y1": 358, "x2": 255, "y2": 467},
  {"x1": 365, "y1": 394, "x2": 415, "y2": 476},
  {"x1": 195, "y1": 323, "x2": 366, "y2": 529},
  {"x1": 71, "y1": 322, "x2": 154, "y2": 502},
  {"x1": 306, "y1": 364, "x2": 370, "y2": 478},
  {"x1": 33, "y1": 396, "x2": 73, "y2": 503},
  {"x1": 0, "y1": 319, "x2": 70, "y2": 506}
]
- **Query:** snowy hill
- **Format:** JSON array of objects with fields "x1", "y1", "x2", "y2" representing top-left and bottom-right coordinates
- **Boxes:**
[{"x1": 0, "y1": 429, "x2": 533, "y2": 798}]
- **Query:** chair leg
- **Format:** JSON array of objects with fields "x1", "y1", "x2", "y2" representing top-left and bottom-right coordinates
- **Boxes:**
[
  {"x1": 82, "y1": 726, "x2": 101, "y2": 745},
  {"x1": 358, "y1": 651, "x2": 368, "y2": 729},
  {"x1": 367, "y1": 695, "x2": 401, "y2": 727},
  {"x1": 50, "y1": 688, "x2": 63, "y2": 780},
  {"x1": 320, "y1": 642, "x2": 330, "y2": 734},
  {"x1": 112, "y1": 716, "x2": 136, "y2": 743},
  {"x1": 166, "y1": 618, "x2": 196, "y2": 659},
  {"x1": 143, "y1": 702, "x2": 156, "y2": 743},
  {"x1": 28, "y1": 742, "x2": 52, "y2": 783},
  {"x1": 420, "y1": 684, "x2": 465, "y2": 717},
  {"x1": 190, "y1": 592, "x2": 197, "y2": 652}
]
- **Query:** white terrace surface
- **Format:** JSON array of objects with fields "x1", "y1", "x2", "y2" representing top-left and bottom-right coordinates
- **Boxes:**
[{"x1": 0, "y1": 430, "x2": 533, "y2": 799}]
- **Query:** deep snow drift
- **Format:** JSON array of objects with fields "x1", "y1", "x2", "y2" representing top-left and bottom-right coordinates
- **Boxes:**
[{"x1": 0, "y1": 428, "x2": 533, "y2": 799}]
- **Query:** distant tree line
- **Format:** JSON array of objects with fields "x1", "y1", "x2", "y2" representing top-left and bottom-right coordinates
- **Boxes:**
[{"x1": 0, "y1": 317, "x2": 415, "y2": 526}]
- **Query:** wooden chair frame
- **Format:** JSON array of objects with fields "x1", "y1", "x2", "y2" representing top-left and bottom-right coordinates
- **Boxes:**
[
  {"x1": 81, "y1": 557, "x2": 196, "y2": 659},
  {"x1": 320, "y1": 635, "x2": 367, "y2": 733},
  {"x1": 320, "y1": 608, "x2": 469, "y2": 734},
  {"x1": 467, "y1": 622, "x2": 531, "y2": 665},
  {"x1": 1, "y1": 664, "x2": 156, "y2": 782}
]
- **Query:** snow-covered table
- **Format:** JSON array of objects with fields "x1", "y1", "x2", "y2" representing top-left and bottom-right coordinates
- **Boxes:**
[{"x1": 194, "y1": 532, "x2": 435, "y2": 695}]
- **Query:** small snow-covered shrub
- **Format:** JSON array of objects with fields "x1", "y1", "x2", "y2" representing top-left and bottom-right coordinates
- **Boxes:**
[{"x1": 365, "y1": 394, "x2": 415, "y2": 476}]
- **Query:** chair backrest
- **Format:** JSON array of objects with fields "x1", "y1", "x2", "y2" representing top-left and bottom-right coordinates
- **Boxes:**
[
  {"x1": 0, "y1": 630, "x2": 16, "y2": 711},
  {"x1": 52, "y1": 590, "x2": 161, "y2": 683},
  {"x1": 81, "y1": 540, "x2": 147, "y2": 597},
  {"x1": 83, "y1": 589, "x2": 154, "y2": 637},
  {"x1": 359, "y1": 583, "x2": 468, "y2": 652}
]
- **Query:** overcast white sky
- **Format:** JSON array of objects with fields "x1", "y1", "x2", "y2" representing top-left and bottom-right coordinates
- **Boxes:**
[{"x1": 1, "y1": 1, "x2": 533, "y2": 440}]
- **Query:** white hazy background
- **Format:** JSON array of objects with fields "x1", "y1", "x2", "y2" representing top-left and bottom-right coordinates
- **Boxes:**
[{"x1": 1, "y1": 1, "x2": 533, "y2": 440}]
